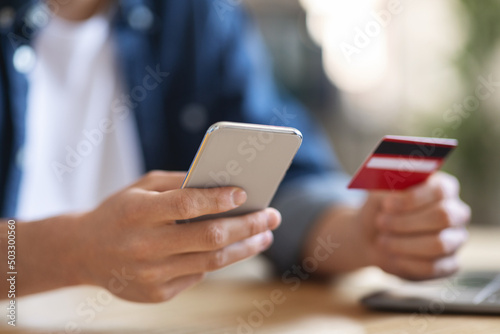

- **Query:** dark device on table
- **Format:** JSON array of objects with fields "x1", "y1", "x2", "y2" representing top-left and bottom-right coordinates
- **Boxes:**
[{"x1": 362, "y1": 271, "x2": 500, "y2": 315}]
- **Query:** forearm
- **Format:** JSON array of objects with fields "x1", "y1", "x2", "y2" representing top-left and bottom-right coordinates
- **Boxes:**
[
  {"x1": 265, "y1": 173, "x2": 366, "y2": 274},
  {"x1": 0, "y1": 214, "x2": 88, "y2": 298},
  {"x1": 302, "y1": 206, "x2": 370, "y2": 275}
]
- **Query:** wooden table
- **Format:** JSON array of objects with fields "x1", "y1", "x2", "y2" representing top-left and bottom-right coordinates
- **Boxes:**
[{"x1": 2, "y1": 227, "x2": 500, "y2": 333}]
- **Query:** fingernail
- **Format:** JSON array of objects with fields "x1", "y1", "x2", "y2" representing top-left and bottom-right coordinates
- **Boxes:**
[
  {"x1": 441, "y1": 228, "x2": 469, "y2": 250},
  {"x1": 232, "y1": 189, "x2": 247, "y2": 206},
  {"x1": 266, "y1": 208, "x2": 281, "y2": 229}
]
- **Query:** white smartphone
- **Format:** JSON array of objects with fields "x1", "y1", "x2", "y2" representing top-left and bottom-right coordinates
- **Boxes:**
[{"x1": 180, "y1": 121, "x2": 302, "y2": 222}]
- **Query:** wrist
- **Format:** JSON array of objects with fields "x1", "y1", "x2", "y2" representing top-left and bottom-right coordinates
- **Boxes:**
[
  {"x1": 13, "y1": 212, "x2": 93, "y2": 296},
  {"x1": 349, "y1": 210, "x2": 374, "y2": 269},
  {"x1": 65, "y1": 212, "x2": 97, "y2": 287},
  {"x1": 332, "y1": 207, "x2": 373, "y2": 269},
  {"x1": 303, "y1": 205, "x2": 372, "y2": 275},
  {"x1": 38, "y1": 212, "x2": 95, "y2": 288}
]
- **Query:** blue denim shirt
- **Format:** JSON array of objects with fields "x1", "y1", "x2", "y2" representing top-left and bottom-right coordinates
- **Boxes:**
[{"x1": 0, "y1": 0, "x2": 360, "y2": 273}]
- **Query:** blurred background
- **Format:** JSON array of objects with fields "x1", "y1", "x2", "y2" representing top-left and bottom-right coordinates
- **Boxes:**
[{"x1": 244, "y1": 0, "x2": 500, "y2": 226}]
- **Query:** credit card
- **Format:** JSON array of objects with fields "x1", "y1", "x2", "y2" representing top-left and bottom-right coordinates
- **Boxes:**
[{"x1": 348, "y1": 136, "x2": 458, "y2": 190}]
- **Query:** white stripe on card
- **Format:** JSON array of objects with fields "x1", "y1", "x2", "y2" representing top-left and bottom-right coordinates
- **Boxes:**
[{"x1": 366, "y1": 157, "x2": 439, "y2": 173}]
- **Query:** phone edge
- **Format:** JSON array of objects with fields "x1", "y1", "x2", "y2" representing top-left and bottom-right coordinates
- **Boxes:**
[{"x1": 181, "y1": 122, "x2": 302, "y2": 189}]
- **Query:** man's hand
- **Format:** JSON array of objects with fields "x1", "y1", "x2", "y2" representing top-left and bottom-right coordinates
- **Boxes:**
[
  {"x1": 8, "y1": 171, "x2": 281, "y2": 302},
  {"x1": 361, "y1": 172, "x2": 470, "y2": 279},
  {"x1": 304, "y1": 172, "x2": 470, "y2": 280},
  {"x1": 77, "y1": 171, "x2": 281, "y2": 302}
]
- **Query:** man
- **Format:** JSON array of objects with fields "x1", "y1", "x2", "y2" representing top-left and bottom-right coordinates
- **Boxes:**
[{"x1": 0, "y1": 0, "x2": 470, "y2": 303}]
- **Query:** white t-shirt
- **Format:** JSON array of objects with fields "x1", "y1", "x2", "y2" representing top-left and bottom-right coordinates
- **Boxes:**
[
  {"x1": 16, "y1": 11, "x2": 143, "y2": 220},
  {"x1": 9, "y1": 11, "x2": 145, "y2": 327}
]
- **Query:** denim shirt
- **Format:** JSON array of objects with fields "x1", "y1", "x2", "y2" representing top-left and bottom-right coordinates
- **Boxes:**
[{"x1": 0, "y1": 0, "x2": 360, "y2": 273}]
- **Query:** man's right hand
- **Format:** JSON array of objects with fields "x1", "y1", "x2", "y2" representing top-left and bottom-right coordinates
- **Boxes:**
[{"x1": 51, "y1": 171, "x2": 280, "y2": 302}]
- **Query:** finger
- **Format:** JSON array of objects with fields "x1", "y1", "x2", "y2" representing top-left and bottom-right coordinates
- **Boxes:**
[
  {"x1": 133, "y1": 170, "x2": 187, "y2": 192},
  {"x1": 375, "y1": 228, "x2": 469, "y2": 259},
  {"x1": 161, "y1": 231, "x2": 273, "y2": 279},
  {"x1": 381, "y1": 172, "x2": 460, "y2": 213},
  {"x1": 376, "y1": 198, "x2": 471, "y2": 234},
  {"x1": 148, "y1": 208, "x2": 280, "y2": 256},
  {"x1": 377, "y1": 254, "x2": 459, "y2": 281},
  {"x1": 145, "y1": 274, "x2": 205, "y2": 303},
  {"x1": 142, "y1": 186, "x2": 248, "y2": 223}
]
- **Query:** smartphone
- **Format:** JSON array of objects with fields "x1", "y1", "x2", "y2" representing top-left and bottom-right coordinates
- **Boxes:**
[{"x1": 179, "y1": 121, "x2": 302, "y2": 222}]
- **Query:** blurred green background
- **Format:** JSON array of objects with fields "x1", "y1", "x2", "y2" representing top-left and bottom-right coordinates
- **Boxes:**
[{"x1": 245, "y1": 0, "x2": 500, "y2": 225}]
